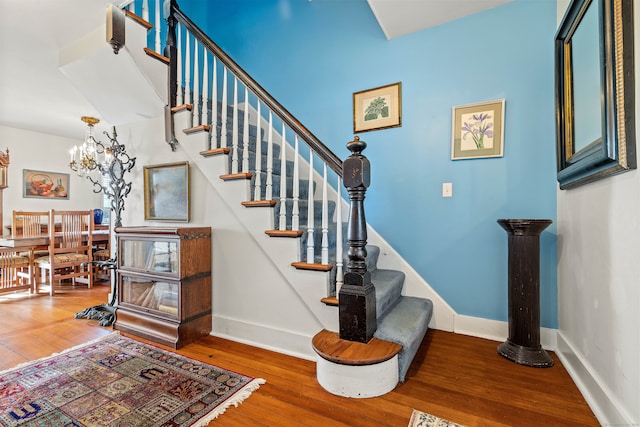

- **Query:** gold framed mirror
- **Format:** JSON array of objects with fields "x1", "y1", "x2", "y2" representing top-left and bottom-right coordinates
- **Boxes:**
[{"x1": 555, "y1": 0, "x2": 635, "y2": 189}]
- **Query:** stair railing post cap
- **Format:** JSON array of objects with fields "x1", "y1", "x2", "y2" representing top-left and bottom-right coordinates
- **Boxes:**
[
  {"x1": 346, "y1": 135, "x2": 367, "y2": 155},
  {"x1": 344, "y1": 136, "x2": 370, "y2": 188}
]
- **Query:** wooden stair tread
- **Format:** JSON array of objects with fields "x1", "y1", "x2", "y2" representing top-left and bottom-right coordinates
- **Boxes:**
[
  {"x1": 144, "y1": 47, "x2": 169, "y2": 64},
  {"x1": 184, "y1": 125, "x2": 211, "y2": 134},
  {"x1": 242, "y1": 200, "x2": 277, "y2": 207},
  {"x1": 172, "y1": 104, "x2": 193, "y2": 113},
  {"x1": 220, "y1": 172, "x2": 251, "y2": 180},
  {"x1": 312, "y1": 329, "x2": 402, "y2": 366},
  {"x1": 200, "y1": 147, "x2": 230, "y2": 157},
  {"x1": 320, "y1": 296, "x2": 338, "y2": 306},
  {"x1": 124, "y1": 9, "x2": 152, "y2": 29},
  {"x1": 291, "y1": 262, "x2": 333, "y2": 271},
  {"x1": 265, "y1": 230, "x2": 304, "y2": 238}
]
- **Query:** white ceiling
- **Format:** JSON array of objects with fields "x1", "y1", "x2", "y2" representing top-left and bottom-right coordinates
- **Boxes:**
[
  {"x1": 0, "y1": 0, "x2": 512, "y2": 142},
  {"x1": 367, "y1": 0, "x2": 513, "y2": 39},
  {"x1": 0, "y1": 0, "x2": 117, "y2": 141}
]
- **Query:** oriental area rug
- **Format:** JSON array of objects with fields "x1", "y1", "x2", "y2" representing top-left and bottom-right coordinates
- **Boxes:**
[
  {"x1": 409, "y1": 409, "x2": 466, "y2": 427},
  {"x1": 0, "y1": 332, "x2": 265, "y2": 427}
]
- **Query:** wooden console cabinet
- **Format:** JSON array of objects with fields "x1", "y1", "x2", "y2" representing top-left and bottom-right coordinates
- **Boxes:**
[{"x1": 113, "y1": 226, "x2": 212, "y2": 348}]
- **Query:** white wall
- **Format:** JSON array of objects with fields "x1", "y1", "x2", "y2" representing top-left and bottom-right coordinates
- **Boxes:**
[
  {"x1": 556, "y1": 1, "x2": 640, "y2": 425},
  {"x1": 0, "y1": 124, "x2": 102, "y2": 234}
]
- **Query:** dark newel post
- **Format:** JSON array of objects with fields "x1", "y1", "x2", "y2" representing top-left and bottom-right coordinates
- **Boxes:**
[
  {"x1": 164, "y1": 0, "x2": 178, "y2": 151},
  {"x1": 497, "y1": 219, "x2": 554, "y2": 367},
  {"x1": 339, "y1": 136, "x2": 377, "y2": 343}
]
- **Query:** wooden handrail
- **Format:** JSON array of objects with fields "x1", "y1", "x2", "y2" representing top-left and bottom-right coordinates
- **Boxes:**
[{"x1": 166, "y1": 0, "x2": 343, "y2": 176}]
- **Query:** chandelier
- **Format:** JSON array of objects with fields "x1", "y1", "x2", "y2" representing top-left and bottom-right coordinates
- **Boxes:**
[
  {"x1": 69, "y1": 117, "x2": 110, "y2": 176},
  {"x1": 68, "y1": 116, "x2": 136, "y2": 228}
]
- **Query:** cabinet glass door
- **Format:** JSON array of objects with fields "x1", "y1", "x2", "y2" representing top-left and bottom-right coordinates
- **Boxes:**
[
  {"x1": 120, "y1": 274, "x2": 179, "y2": 318},
  {"x1": 120, "y1": 238, "x2": 178, "y2": 275}
]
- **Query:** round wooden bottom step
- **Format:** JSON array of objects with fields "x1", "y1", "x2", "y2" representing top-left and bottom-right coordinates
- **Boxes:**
[{"x1": 312, "y1": 329, "x2": 402, "y2": 398}]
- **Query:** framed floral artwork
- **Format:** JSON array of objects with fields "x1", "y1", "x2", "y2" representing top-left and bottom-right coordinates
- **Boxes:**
[
  {"x1": 353, "y1": 82, "x2": 402, "y2": 133},
  {"x1": 451, "y1": 99, "x2": 505, "y2": 160}
]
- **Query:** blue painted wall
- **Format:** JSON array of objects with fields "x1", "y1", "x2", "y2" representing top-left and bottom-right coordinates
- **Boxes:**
[{"x1": 180, "y1": 0, "x2": 559, "y2": 328}]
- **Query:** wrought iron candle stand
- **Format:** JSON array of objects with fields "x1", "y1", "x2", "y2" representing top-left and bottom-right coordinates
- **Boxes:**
[{"x1": 72, "y1": 125, "x2": 136, "y2": 326}]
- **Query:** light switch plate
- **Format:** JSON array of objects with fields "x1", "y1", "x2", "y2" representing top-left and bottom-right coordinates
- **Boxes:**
[{"x1": 442, "y1": 182, "x2": 452, "y2": 197}]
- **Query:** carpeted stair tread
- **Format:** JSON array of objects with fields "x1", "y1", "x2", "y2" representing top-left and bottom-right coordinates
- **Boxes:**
[
  {"x1": 372, "y1": 268, "x2": 405, "y2": 319},
  {"x1": 374, "y1": 296, "x2": 433, "y2": 382}
]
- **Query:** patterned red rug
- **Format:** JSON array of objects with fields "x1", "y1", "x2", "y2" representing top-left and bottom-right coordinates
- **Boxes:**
[{"x1": 0, "y1": 332, "x2": 265, "y2": 426}]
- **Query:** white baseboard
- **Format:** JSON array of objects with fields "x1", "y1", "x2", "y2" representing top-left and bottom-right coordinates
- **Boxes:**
[
  {"x1": 556, "y1": 332, "x2": 635, "y2": 426},
  {"x1": 211, "y1": 314, "x2": 316, "y2": 362},
  {"x1": 453, "y1": 314, "x2": 557, "y2": 350}
]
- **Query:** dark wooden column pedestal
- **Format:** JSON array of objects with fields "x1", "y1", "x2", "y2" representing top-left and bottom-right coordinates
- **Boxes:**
[{"x1": 497, "y1": 219, "x2": 554, "y2": 368}]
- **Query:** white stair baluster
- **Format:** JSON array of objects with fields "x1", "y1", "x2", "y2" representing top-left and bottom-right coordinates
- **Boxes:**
[
  {"x1": 220, "y1": 67, "x2": 228, "y2": 148},
  {"x1": 242, "y1": 88, "x2": 250, "y2": 172},
  {"x1": 184, "y1": 33, "x2": 191, "y2": 108},
  {"x1": 253, "y1": 101, "x2": 262, "y2": 201},
  {"x1": 176, "y1": 23, "x2": 183, "y2": 105},
  {"x1": 278, "y1": 124, "x2": 287, "y2": 230},
  {"x1": 306, "y1": 152, "x2": 315, "y2": 264},
  {"x1": 154, "y1": 0, "x2": 161, "y2": 53},
  {"x1": 321, "y1": 163, "x2": 328, "y2": 264},
  {"x1": 335, "y1": 178, "x2": 343, "y2": 297},
  {"x1": 202, "y1": 51, "x2": 209, "y2": 132},
  {"x1": 231, "y1": 77, "x2": 239, "y2": 174},
  {"x1": 265, "y1": 111, "x2": 273, "y2": 200},
  {"x1": 211, "y1": 57, "x2": 218, "y2": 148},
  {"x1": 292, "y1": 135, "x2": 300, "y2": 231},
  {"x1": 142, "y1": 0, "x2": 149, "y2": 22},
  {"x1": 192, "y1": 40, "x2": 200, "y2": 126}
]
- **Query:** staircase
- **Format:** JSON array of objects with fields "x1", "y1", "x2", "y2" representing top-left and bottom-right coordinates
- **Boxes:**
[
  {"x1": 94, "y1": 0, "x2": 434, "y2": 396},
  {"x1": 175, "y1": 97, "x2": 433, "y2": 395}
]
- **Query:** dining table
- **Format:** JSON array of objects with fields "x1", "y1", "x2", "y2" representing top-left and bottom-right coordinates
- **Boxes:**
[
  {"x1": 0, "y1": 229, "x2": 110, "y2": 248},
  {"x1": 0, "y1": 229, "x2": 110, "y2": 292}
]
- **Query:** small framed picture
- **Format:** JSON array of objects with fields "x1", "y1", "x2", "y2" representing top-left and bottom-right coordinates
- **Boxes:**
[
  {"x1": 23, "y1": 169, "x2": 70, "y2": 199},
  {"x1": 144, "y1": 161, "x2": 190, "y2": 221},
  {"x1": 451, "y1": 99, "x2": 505, "y2": 160},
  {"x1": 353, "y1": 82, "x2": 402, "y2": 133}
]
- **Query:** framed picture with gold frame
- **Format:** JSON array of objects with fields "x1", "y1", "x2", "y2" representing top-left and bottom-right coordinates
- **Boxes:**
[
  {"x1": 451, "y1": 99, "x2": 505, "y2": 160},
  {"x1": 353, "y1": 82, "x2": 402, "y2": 133},
  {"x1": 144, "y1": 161, "x2": 190, "y2": 221}
]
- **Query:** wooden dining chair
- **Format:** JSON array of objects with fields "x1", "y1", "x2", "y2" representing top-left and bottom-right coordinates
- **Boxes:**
[
  {"x1": 10, "y1": 210, "x2": 49, "y2": 289},
  {"x1": 35, "y1": 210, "x2": 94, "y2": 295},
  {"x1": 11, "y1": 210, "x2": 49, "y2": 239},
  {"x1": 0, "y1": 247, "x2": 32, "y2": 295}
]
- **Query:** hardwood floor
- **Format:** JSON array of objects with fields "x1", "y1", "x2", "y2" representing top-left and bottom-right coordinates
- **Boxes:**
[{"x1": 0, "y1": 284, "x2": 599, "y2": 426}]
